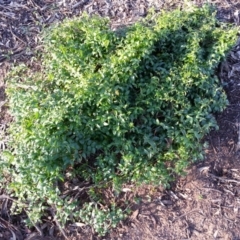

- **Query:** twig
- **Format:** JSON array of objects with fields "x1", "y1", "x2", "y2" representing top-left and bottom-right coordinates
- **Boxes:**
[
  {"x1": 0, "y1": 5, "x2": 11, "y2": 10},
  {"x1": 172, "y1": 208, "x2": 199, "y2": 222},
  {"x1": 209, "y1": 173, "x2": 240, "y2": 184},
  {"x1": 236, "y1": 118, "x2": 240, "y2": 151},
  {"x1": 1, "y1": 194, "x2": 48, "y2": 238},
  {"x1": 9, "y1": 26, "x2": 26, "y2": 46},
  {"x1": 202, "y1": 187, "x2": 222, "y2": 194},
  {"x1": 0, "y1": 12, "x2": 17, "y2": 20},
  {"x1": 0, "y1": 194, "x2": 27, "y2": 207},
  {"x1": 72, "y1": 0, "x2": 90, "y2": 9},
  {"x1": 27, "y1": 214, "x2": 43, "y2": 236},
  {"x1": 0, "y1": 217, "x2": 19, "y2": 239},
  {"x1": 50, "y1": 208, "x2": 68, "y2": 239},
  {"x1": 223, "y1": 188, "x2": 235, "y2": 196},
  {"x1": 223, "y1": 214, "x2": 235, "y2": 223},
  {"x1": 9, "y1": 230, "x2": 16, "y2": 240}
]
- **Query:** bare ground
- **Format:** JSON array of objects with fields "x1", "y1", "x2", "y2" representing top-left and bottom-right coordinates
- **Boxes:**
[{"x1": 1, "y1": 0, "x2": 240, "y2": 239}]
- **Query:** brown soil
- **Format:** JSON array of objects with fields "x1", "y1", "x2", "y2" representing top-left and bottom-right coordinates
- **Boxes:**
[{"x1": 1, "y1": 0, "x2": 240, "y2": 239}]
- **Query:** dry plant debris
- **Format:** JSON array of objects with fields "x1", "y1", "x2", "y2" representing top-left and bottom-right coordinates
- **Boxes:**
[{"x1": 1, "y1": 0, "x2": 240, "y2": 239}]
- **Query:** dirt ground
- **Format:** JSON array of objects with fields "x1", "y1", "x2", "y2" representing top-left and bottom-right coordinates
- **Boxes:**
[{"x1": 1, "y1": 0, "x2": 240, "y2": 239}]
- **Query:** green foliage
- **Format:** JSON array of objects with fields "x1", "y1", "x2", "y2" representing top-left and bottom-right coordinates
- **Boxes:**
[
  {"x1": 1, "y1": 4, "x2": 238, "y2": 235},
  {"x1": 77, "y1": 203, "x2": 126, "y2": 236}
]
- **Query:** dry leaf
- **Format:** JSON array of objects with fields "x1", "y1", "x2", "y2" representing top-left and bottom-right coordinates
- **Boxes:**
[
  {"x1": 130, "y1": 209, "x2": 139, "y2": 220},
  {"x1": 122, "y1": 188, "x2": 132, "y2": 192},
  {"x1": 71, "y1": 222, "x2": 86, "y2": 227}
]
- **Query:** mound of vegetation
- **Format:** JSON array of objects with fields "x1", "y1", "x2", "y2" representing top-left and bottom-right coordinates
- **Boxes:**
[{"x1": 1, "y1": 4, "x2": 238, "y2": 235}]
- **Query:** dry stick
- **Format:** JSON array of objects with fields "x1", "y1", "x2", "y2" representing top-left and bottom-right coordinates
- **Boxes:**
[
  {"x1": 209, "y1": 173, "x2": 240, "y2": 184},
  {"x1": 202, "y1": 187, "x2": 222, "y2": 194},
  {"x1": 0, "y1": 194, "x2": 13, "y2": 200},
  {"x1": 26, "y1": 213, "x2": 43, "y2": 236},
  {"x1": 236, "y1": 118, "x2": 240, "y2": 151},
  {"x1": 0, "y1": 194, "x2": 43, "y2": 236},
  {"x1": 50, "y1": 208, "x2": 68, "y2": 240},
  {"x1": 172, "y1": 208, "x2": 199, "y2": 222},
  {"x1": 9, "y1": 230, "x2": 17, "y2": 240},
  {"x1": 0, "y1": 12, "x2": 17, "y2": 20},
  {"x1": 223, "y1": 214, "x2": 235, "y2": 223},
  {"x1": 28, "y1": 0, "x2": 41, "y2": 9},
  {"x1": 184, "y1": 219, "x2": 190, "y2": 240},
  {"x1": 72, "y1": 0, "x2": 90, "y2": 9},
  {"x1": 209, "y1": 135, "x2": 217, "y2": 154},
  {"x1": 0, "y1": 194, "x2": 27, "y2": 207},
  {"x1": 0, "y1": 217, "x2": 18, "y2": 240},
  {"x1": 0, "y1": 5, "x2": 12, "y2": 10},
  {"x1": 9, "y1": 26, "x2": 27, "y2": 46}
]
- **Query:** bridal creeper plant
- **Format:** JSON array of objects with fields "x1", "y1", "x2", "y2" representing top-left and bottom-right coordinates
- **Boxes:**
[{"x1": 1, "y1": 4, "x2": 238, "y2": 235}]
